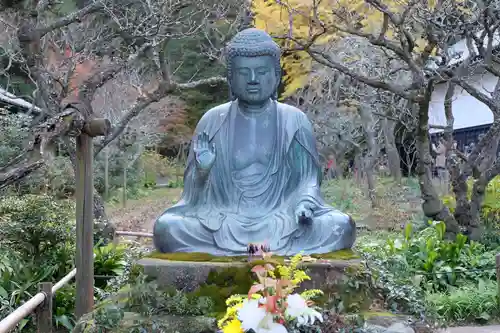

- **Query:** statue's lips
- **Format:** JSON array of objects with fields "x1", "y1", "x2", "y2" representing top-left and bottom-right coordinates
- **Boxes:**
[{"x1": 246, "y1": 88, "x2": 260, "y2": 93}]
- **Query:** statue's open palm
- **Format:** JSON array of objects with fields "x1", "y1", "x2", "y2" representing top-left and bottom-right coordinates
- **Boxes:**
[{"x1": 194, "y1": 131, "x2": 216, "y2": 171}]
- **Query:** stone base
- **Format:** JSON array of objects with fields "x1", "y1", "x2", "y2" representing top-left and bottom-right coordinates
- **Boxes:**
[{"x1": 137, "y1": 257, "x2": 362, "y2": 292}]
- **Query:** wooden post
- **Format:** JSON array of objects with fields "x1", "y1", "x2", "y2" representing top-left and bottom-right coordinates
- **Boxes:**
[
  {"x1": 75, "y1": 133, "x2": 95, "y2": 319},
  {"x1": 104, "y1": 148, "x2": 109, "y2": 201},
  {"x1": 496, "y1": 253, "x2": 500, "y2": 306},
  {"x1": 36, "y1": 282, "x2": 52, "y2": 333}
]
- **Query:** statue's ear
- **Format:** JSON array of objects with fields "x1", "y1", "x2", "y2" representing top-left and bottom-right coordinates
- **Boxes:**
[
  {"x1": 227, "y1": 76, "x2": 237, "y2": 101},
  {"x1": 272, "y1": 70, "x2": 281, "y2": 100}
]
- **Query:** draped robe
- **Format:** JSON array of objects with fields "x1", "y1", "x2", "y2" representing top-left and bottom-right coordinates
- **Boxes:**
[{"x1": 153, "y1": 100, "x2": 355, "y2": 255}]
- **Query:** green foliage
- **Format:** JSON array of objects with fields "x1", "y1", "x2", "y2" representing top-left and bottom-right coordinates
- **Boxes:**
[
  {"x1": 193, "y1": 266, "x2": 254, "y2": 316},
  {"x1": 354, "y1": 221, "x2": 500, "y2": 324},
  {"x1": 94, "y1": 243, "x2": 127, "y2": 288},
  {"x1": 0, "y1": 112, "x2": 30, "y2": 166},
  {"x1": 0, "y1": 195, "x2": 75, "y2": 274},
  {"x1": 0, "y1": 194, "x2": 134, "y2": 332},
  {"x1": 53, "y1": 286, "x2": 77, "y2": 331},
  {"x1": 77, "y1": 276, "x2": 215, "y2": 332},
  {"x1": 442, "y1": 176, "x2": 500, "y2": 224},
  {"x1": 426, "y1": 280, "x2": 498, "y2": 324}
]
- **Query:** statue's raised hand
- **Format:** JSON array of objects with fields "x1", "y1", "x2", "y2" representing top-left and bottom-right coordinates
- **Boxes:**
[{"x1": 194, "y1": 131, "x2": 216, "y2": 171}]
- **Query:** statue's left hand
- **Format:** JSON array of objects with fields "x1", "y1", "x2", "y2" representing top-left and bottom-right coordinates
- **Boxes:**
[{"x1": 295, "y1": 201, "x2": 314, "y2": 225}]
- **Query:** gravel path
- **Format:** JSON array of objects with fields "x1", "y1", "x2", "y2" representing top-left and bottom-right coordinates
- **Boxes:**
[{"x1": 107, "y1": 187, "x2": 182, "y2": 232}]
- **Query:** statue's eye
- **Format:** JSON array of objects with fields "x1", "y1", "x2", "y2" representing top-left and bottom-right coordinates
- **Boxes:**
[
  {"x1": 257, "y1": 68, "x2": 269, "y2": 75},
  {"x1": 237, "y1": 69, "x2": 249, "y2": 75}
]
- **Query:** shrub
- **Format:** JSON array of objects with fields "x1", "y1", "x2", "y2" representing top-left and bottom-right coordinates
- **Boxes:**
[
  {"x1": 355, "y1": 222, "x2": 499, "y2": 323},
  {"x1": 0, "y1": 194, "x2": 75, "y2": 276},
  {"x1": 425, "y1": 280, "x2": 498, "y2": 323}
]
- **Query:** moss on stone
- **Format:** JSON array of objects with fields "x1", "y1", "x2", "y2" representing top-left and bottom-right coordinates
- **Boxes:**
[
  {"x1": 147, "y1": 249, "x2": 359, "y2": 262},
  {"x1": 190, "y1": 266, "x2": 254, "y2": 317},
  {"x1": 310, "y1": 249, "x2": 359, "y2": 260},
  {"x1": 147, "y1": 251, "x2": 247, "y2": 262},
  {"x1": 361, "y1": 311, "x2": 396, "y2": 318}
]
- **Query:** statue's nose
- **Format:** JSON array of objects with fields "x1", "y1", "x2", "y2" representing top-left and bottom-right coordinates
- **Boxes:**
[{"x1": 249, "y1": 70, "x2": 258, "y2": 83}]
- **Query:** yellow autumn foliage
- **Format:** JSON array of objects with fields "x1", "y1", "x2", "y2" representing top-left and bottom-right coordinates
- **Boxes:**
[{"x1": 251, "y1": 0, "x2": 474, "y2": 98}]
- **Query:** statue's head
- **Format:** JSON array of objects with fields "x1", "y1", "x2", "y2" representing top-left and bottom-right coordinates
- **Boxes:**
[{"x1": 225, "y1": 28, "x2": 281, "y2": 104}]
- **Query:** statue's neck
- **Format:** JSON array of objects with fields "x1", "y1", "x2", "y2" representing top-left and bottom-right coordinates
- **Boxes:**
[{"x1": 237, "y1": 99, "x2": 272, "y2": 116}]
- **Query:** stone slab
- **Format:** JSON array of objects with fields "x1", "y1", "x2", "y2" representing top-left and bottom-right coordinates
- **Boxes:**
[
  {"x1": 138, "y1": 258, "x2": 247, "y2": 292},
  {"x1": 438, "y1": 326, "x2": 500, "y2": 333},
  {"x1": 137, "y1": 257, "x2": 362, "y2": 292}
]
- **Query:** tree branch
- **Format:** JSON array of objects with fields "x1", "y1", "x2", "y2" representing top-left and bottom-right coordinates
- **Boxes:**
[
  {"x1": 37, "y1": 2, "x2": 105, "y2": 37},
  {"x1": 307, "y1": 49, "x2": 417, "y2": 101},
  {"x1": 0, "y1": 108, "x2": 85, "y2": 189},
  {"x1": 451, "y1": 77, "x2": 499, "y2": 113},
  {"x1": 94, "y1": 75, "x2": 226, "y2": 156}
]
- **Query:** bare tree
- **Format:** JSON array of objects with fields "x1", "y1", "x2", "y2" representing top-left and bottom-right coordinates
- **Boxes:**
[
  {"x1": 0, "y1": 0, "x2": 243, "y2": 234},
  {"x1": 274, "y1": 0, "x2": 500, "y2": 237}
]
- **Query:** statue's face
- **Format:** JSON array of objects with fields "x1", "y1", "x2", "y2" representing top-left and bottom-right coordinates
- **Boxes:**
[{"x1": 231, "y1": 55, "x2": 278, "y2": 104}]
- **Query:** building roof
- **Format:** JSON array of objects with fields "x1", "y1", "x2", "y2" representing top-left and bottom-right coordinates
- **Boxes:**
[
  {"x1": 427, "y1": 30, "x2": 499, "y2": 133},
  {"x1": 425, "y1": 29, "x2": 500, "y2": 80}
]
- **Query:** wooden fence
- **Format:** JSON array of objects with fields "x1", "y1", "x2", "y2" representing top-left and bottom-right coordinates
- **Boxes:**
[{"x1": 0, "y1": 231, "x2": 153, "y2": 333}]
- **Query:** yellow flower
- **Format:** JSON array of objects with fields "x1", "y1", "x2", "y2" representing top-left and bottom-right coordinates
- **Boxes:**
[
  {"x1": 226, "y1": 295, "x2": 245, "y2": 306},
  {"x1": 222, "y1": 319, "x2": 243, "y2": 333},
  {"x1": 218, "y1": 302, "x2": 244, "y2": 328},
  {"x1": 291, "y1": 270, "x2": 310, "y2": 285},
  {"x1": 301, "y1": 289, "x2": 324, "y2": 300}
]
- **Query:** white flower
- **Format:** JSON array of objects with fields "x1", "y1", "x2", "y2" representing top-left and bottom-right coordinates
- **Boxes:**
[
  {"x1": 285, "y1": 294, "x2": 323, "y2": 326},
  {"x1": 238, "y1": 298, "x2": 267, "y2": 331},
  {"x1": 237, "y1": 298, "x2": 289, "y2": 333}
]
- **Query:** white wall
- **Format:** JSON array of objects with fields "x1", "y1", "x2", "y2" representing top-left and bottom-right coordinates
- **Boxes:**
[{"x1": 429, "y1": 71, "x2": 495, "y2": 133}]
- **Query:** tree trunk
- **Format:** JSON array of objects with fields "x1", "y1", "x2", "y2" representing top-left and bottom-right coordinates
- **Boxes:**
[
  {"x1": 382, "y1": 118, "x2": 402, "y2": 183},
  {"x1": 122, "y1": 161, "x2": 127, "y2": 208},
  {"x1": 359, "y1": 106, "x2": 378, "y2": 207},
  {"x1": 354, "y1": 153, "x2": 363, "y2": 184},
  {"x1": 414, "y1": 89, "x2": 460, "y2": 235}
]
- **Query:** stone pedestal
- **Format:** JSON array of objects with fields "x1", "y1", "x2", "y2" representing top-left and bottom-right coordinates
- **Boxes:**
[
  {"x1": 137, "y1": 257, "x2": 362, "y2": 292},
  {"x1": 138, "y1": 258, "x2": 248, "y2": 292}
]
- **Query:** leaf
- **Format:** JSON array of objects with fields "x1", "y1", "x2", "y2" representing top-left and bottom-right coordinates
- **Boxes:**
[
  {"x1": 55, "y1": 315, "x2": 74, "y2": 330},
  {"x1": 248, "y1": 284, "x2": 264, "y2": 298},
  {"x1": 404, "y1": 223, "x2": 412, "y2": 241},
  {"x1": 0, "y1": 286, "x2": 8, "y2": 298},
  {"x1": 251, "y1": 265, "x2": 266, "y2": 275},
  {"x1": 264, "y1": 295, "x2": 279, "y2": 313},
  {"x1": 18, "y1": 319, "x2": 29, "y2": 331}
]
